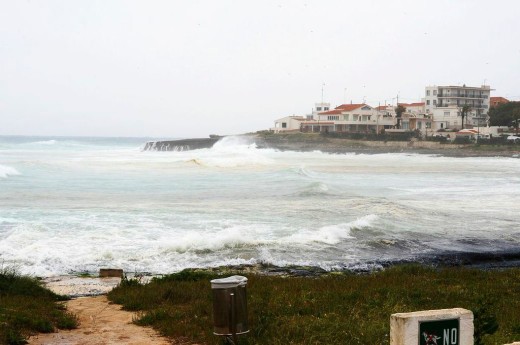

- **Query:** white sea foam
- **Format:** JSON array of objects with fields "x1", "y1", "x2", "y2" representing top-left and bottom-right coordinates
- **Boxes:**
[
  {"x1": 181, "y1": 136, "x2": 275, "y2": 168},
  {"x1": 285, "y1": 215, "x2": 378, "y2": 245},
  {"x1": 32, "y1": 139, "x2": 57, "y2": 145},
  {"x1": 0, "y1": 164, "x2": 20, "y2": 178},
  {"x1": 1, "y1": 136, "x2": 520, "y2": 276}
]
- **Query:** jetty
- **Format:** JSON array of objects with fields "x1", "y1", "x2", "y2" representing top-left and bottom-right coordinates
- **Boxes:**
[{"x1": 143, "y1": 137, "x2": 221, "y2": 151}]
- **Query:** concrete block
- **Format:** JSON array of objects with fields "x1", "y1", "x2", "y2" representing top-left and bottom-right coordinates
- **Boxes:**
[
  {"x1": 99, "y1": 268, "x2": 124, "y2": 278},
  {"x1": 391, "y1": 308, "x2": 473, "y2": 345}
]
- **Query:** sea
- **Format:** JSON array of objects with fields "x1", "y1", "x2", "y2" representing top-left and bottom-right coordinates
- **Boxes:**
[{"x1": 0, "y1": 135, "x2": 519, "y2": 277}]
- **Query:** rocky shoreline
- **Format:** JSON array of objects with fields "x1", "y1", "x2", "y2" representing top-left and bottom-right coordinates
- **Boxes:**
[
  {"x1": 43, "y1": 248, "x2": 520, "y2": 298},
  {"x1": 254, "y1": 133, "x2": 520, "y2": 158},
  {"x1": 141, "y1": 133, "x2": 520, "y2": 157}
]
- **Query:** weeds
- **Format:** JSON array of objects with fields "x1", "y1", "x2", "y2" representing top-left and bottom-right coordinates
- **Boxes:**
[
  {"x1": 0, "y1": 267, "x2": 78, "y2": 345},
  {"x1": 108, "y1": 266, "x2": 520, "y2": 345}
]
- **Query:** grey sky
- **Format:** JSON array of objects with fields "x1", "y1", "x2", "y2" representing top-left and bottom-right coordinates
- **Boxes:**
[{"x1": 1, "y1": 0, "x2": 519, "y2": 138}]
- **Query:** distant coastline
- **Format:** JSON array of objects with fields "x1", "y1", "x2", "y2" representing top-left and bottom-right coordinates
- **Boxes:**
[{"x1": 143, "y1": 132, "x2": 520, "y2": 158}]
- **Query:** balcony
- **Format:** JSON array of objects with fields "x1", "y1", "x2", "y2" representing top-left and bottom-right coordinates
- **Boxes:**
[
  {"x1": 437, "y1": 94, "x2": 486, "y2": 99},
  {"x1": 436, "y1": 104, "x2": 484, "y2": 109}
]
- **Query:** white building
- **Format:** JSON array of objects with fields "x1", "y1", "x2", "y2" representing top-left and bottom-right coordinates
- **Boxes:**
[
  {"x1": 271, "y1": 102, "x2": 331, "y2": 132},
  {"x1": 424, "y1": 84, "x2": 492, "y2": 130},
  {"x1": 313, "y1": 102, "x2": 331, "y2": 116},
  {"x1": 401, "y1": 102, "x2": 425, "y2": 115},
  {"x1": 301, "y1": 103, "x2": 395, "y2": 133},
  {"x1": 271, "y1": 116, "x2": 305, "y2": 133}
]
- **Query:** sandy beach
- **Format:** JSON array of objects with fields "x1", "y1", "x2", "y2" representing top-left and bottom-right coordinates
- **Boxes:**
[
  {"x1": 28, "y1": 295, "x2": 173, "y2": 345},
  {"x1": 28, "y1": 277, "x2": 180, "y2": 345}
]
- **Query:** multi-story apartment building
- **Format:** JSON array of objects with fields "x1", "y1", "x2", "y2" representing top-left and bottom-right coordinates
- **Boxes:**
[{"x1": 424, "y1": 84, "x2": 492, "y2": 130}]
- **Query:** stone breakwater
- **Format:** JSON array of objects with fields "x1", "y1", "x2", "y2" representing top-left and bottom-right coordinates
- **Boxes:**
[
  {"x1": 143, "y1": 138, "x2": 220, "y2": 151},
  {"x1": 142, "y1": 133, "x2": 520, "y2": 157}
]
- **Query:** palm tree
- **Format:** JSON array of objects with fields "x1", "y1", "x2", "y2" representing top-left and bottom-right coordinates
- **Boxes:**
[
  {"x1": 459, "y1": 105, "x2": 472, "y2": 129},
  {"x1": 394, "y1": 104, "x2": 406, "y2": 129},
  {"x1": 512, "y1": 108, "x2": 520, "y2": 135}
]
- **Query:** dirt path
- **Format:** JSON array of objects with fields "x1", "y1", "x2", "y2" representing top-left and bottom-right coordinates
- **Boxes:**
[{"x1": 28, "y1": 295, "x2": 173, "y2": 345}]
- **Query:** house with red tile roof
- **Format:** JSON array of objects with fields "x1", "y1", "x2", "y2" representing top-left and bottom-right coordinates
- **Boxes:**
[
  {"x1": 490, "y1": 96, "x2": 509, "y2": 107},
  {"x1": 300, "y1": 103, "x2": 396, "y2": 134},
  {"x1": 399, "y1": 102, "x2": 425, "y2": 115}
]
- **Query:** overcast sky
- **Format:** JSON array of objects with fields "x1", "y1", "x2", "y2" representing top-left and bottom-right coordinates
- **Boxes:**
[{"x1": 1, "y1": 0, "x2": 519, "y2": 138}]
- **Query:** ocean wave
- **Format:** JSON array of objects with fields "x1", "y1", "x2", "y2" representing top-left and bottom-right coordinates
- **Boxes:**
[
  {"x1": 211, "y1": 135, "x2": 257, "y2": 149},
  {"x1": 297, "y1": 182, "x2": 331, "y2": 197},
  {"x1": 180, "y1": 136, "x2": 275, "y2": 168},
  {"x1": 31, "y1": 139, "x2": 57, "y2": 145},
  {"x1": 294, "y1": 166, "x2": 318, "y2": 178},
  {"x1": 0, "y1": 164, "x2": 20, "y2": 178},
  {"x1": 157, "y1": 223, "x2": 272, "y2": 253},
  {"x1": 286, "y1": 214, "x2": 379, "y2": 245}
]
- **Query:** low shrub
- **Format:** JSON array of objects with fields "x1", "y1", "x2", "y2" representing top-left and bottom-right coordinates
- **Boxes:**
[
  {"x1": 453, "y1": 136, "x2": 472, "y2": 144},
  {"x1": 425, "y1": 136, "x2": 448, "y2": 143},
  {"x1": 321, "y1": 132, "x2": 416, "y2": 141},
  {"x1": 108, "y1": 266, "x2": 520, "y2": 345},
  {"x1": 0, "y1": 267, "x2": 78, "y2": 345}
]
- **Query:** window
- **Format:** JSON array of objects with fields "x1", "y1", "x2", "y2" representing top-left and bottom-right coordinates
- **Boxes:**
[
  {"x1": 441, "y1": 123, "x2": 444, "y2": 129},
  {"x1": 316, "y1": 107, "x2": 322, "y2": 111},
  {"x1": 433, "y1": 100, "x2": 437, "y2": 105},
  {"x1": 426, "y1": 122, "x2": 431, "y2": 128},
  {"x1": 426, "y1": 100, "x2": 430, "y2": 105},
  {"x1": 282, "y1": 122, "x2": 287, "y2": 128},
  {"x1": 426, "y1": 90, "x2": 430, "y2": 96},
  {"x1": 402, "y1": 122, "x2": 409, "y2": 129},
  {"x1": 327, "y1": 115, "x2": 339, "y2": 121},
  {"x1": 418, "y1": 122, "x2": 422, "y2": 129},
  {"x1": 324, "y1": 107, "x2": 329, "y2": 111},
  {"x1": 444, "y1": 112, "x2": 450, "y2": 116},
  {"x1": 343, "y1": 115, "x2": 349, "y2": 121},
  {"x1": 433, "y1": 90, "x2": 437, "y2": 95}
]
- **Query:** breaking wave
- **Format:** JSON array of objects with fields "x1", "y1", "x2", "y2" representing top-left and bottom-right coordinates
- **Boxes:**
[
  {"x1": 285, "y1": 215, "x2": 379, "y2": 245},
  {"x1": 184, "y1": 136, "x2": 275, "y2": 168},
  {"x1": 31, "y1": 139, "x2": 57, "y2": 145},
  {"x1": 0, "y1": 164, "x2": 20, "y2": 179}
]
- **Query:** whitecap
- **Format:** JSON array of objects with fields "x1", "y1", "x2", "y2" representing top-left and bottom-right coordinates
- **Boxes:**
[
  {"x1": 286, "y1": 214, "x2": 379, "y2": 245},
  {"x1": 32, "y1": 139, "x2": 57, "y2": 145},
  {"x1": 0, "y1": 164, "x2": 20, "y2": 178}
]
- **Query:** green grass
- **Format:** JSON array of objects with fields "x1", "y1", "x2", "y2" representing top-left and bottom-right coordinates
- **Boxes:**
[
  {"x1": 0, "y1": 267, "x2": 78, "y2": 345},
  {"x1": 108, "y1": 265, "x2": 520, "y2": 345}
]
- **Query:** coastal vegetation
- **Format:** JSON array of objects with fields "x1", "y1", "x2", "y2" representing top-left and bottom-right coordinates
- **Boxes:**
[
  {"x1": 0, "y1": 267, "x2": 78, "y2": 345},
  {"x1": 255, "y1": 131, "x2": 519, "y2": 157},
  {"x1": 489, "y1": 101, "x2": 520, "y2": 131},
  {"x1": 108, "y1": 265, "x2": 520, "y2": 345},
  {"x1": 394, "y1": 104, "x2": 406, "y2": 129},
  {"x1": 459, "y1": 104, "x2": 472, "y2": 129}
]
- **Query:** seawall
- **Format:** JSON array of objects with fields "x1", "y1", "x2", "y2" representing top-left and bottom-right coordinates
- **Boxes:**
[{"x1": 143, "y1": 138, "x2": 221, "y2": 151}]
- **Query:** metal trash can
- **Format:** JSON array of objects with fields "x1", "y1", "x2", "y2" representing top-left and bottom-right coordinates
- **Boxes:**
[{"x1": 211, "y1": 275, "x2": 249, "y2": 337}]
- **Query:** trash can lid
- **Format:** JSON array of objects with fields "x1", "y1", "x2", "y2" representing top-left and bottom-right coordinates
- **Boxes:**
[{"x1": 211, "y1": 275, "x2": 248, "y2": 289}]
